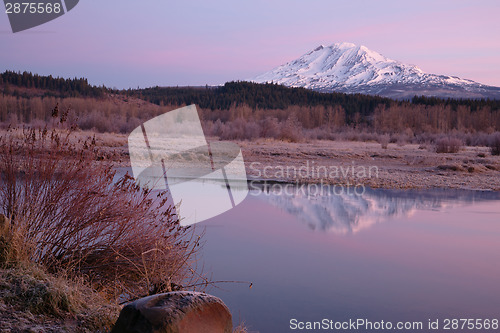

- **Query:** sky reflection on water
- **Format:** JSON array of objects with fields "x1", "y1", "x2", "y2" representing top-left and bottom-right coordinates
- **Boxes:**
[{"x1": 200, "y1": 186, "x2": 500, "y2": 332}]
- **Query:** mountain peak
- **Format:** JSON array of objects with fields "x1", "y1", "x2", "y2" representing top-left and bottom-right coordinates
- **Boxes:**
[
  {"x1": 252, "y1": 43, "x2": 500, "y2": 99},
  {"x1": 332, "y1": 41, "x2": 357, "y2": 48}
]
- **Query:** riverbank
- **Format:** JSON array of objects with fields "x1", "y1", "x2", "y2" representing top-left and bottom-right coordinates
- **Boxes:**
[
  {"x1": 239, "y1": 139, "x2": 500, "y2": 190},
  {"x1": 89, "y1": 132, "x2": 500, "y2": 191},
  {"x1": 7, "y1": 130, "x2": 498, "y2": 191}
]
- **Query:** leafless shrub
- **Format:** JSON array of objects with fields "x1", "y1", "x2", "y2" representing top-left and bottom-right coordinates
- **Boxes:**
[
  {"x1": 279, "y1": 114, "x2": 303, "y2": 142},
  {"x1": 435, "y1": 137, "x2": 463, "y2": 153},
  {"x1": 393, "y1": 128, "x2": 414, "y2": 146},
  {"x1": 358, "y1": 131, "x2": 379, "y2": 142},
  {"x1": 395, "y1": 135, "x2": 407, "y2": 146},
  {"x1": 243, "y1": 121, "x2": 261, "y2": 140},
  {"x1": 260, "y1": 117, "x2": 281, "y2": 139},
  {"x1": 404, "y1": 127, "x2": 414, "y2": 140},
  {"x1": 488, "y1": 132, "x2": 500, "y2": 156},
  {"x1": 463, "y1": 132, "x2": 490, "y2": 147},
  {"x1": 78, "y1": 110, "x2": 119, "y2": 133},
  {"x1": 205, "y1": 119, "x2": 224, "y2": 138},
  {"x1": 338, "y1": 129, "x2": 360, "y2": 141},
  {"x1": 217, "y1": 118, "x2": 261, "y2": 141},
  {"x1": 304, "y1": 127, "x2": 337, "y2": 141},
  {"x1": 418, "y1": 143, "x2": 428, "y2": 150},
  {"x1": 378, "y1": 134, "x2": 390, "y2": 149},
  {"x1": 415, "y1": 132, "x2": 436, "y2": 145},
  {"x1": 0, "y1": 126, "x2": 203, "y2": 302}
]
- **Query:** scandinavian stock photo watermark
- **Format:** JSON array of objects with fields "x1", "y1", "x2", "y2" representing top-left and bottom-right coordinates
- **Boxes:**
[
  {"x1": 247, "y1": 161, "x2": 379, "y2": 197},
  {"x1": 128, "y1": 105, "x2": 249, "y2": 227},
  {"x1": 126, "y1": 105, "x2": 380, "y2": 225},
  {"x1": 289, "y1": 317, "x2": 499, "y2": 331}
]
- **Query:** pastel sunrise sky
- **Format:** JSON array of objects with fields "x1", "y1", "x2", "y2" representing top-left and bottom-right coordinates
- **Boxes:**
[{"x1": 1, "y1": 0, "x2": 499, "y2": 89}]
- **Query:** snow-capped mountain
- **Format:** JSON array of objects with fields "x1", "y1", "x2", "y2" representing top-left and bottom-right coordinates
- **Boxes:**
[{"x1": 252, "y1": 42, "x2": 500, "y2": 99}]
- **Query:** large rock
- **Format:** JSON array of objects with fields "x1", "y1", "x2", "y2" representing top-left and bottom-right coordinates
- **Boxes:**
[{"x1": 111, "y1": 291, "x2": 232, "y2": 333}]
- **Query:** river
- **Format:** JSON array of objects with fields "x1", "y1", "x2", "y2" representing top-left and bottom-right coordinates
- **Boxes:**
[{"x1": 199, "y1": 184, "x2": 500, "y2": 332}]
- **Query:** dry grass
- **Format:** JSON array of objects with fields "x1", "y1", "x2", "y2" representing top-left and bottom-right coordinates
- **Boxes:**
[
  {"x1": 233, "y1": 321, "x2": 259, "y2": 333},
  {"x1": 0, "y1": 128, "x2": 127, "y2": 149},
  {"x1": 0, "y1": 124, "x2": 204, "y2": 303},
  {"x1": 0, "y1": 264, "x2": 119, "y2": 332},
  {"x1": 233, "y1": 323, "x2": 249, "y2": 333}
]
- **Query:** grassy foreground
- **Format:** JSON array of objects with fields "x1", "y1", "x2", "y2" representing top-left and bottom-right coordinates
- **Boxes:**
[
  {"x1": 0, "y1": 120, "x2": 255, "y2": 332},
  {"x1": 0, "y1": 121, "x2": 206, "y2": 331},
  {"x1": 0, "y1": 263, "x2": 119, "y2": 332}
]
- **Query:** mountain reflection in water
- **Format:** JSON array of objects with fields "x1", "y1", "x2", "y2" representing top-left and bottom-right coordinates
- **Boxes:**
[{"x1": 251, "y1": 184, "x2": 500, "y2": 235}]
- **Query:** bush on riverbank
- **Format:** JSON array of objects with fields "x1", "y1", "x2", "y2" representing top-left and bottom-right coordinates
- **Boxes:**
[
  {"x1": 0, "y1": 122, "x2": 204, "y2": 304},
  {"x1": 435, "y1": 137, "x2": 463, "y2": 153}
]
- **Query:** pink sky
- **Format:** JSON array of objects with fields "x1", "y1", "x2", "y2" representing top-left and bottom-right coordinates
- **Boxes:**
[{"x1": 1, "y1": 0, "x2": 499, "y2": 89}]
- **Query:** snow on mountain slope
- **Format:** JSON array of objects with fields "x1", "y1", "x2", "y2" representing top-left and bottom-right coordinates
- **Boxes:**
[{"x1": 252, "y1": 42, "x2": 500, "y2": 99}]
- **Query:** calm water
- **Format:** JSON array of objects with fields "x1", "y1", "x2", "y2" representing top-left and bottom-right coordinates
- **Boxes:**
[{"x1": 198, "y1": 185, "x2": 500, "y2": 333}]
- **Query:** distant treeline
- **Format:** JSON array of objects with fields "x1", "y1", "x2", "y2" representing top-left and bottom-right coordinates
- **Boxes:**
[
  {"x1": 410, "y1": 95, "x2": 500, "y2": 112},
  {"x1": 3, "y1": 71, "x2": 500, "y2": 112},
  {"x1": 1, "y1": 71, "x2": 500, "y2": 141},
  {"x1": 131, "y1": 81, "x2": 500, "y2": 111},
  {"x1": 128, "y1": 81, "x2": 500, "y2": 126},
  {"x1": 127, "y1": 81, "x2": 393, "y2": 123},
  {"x1": 0, "y1": 70, "x2": 106, "y2": 98}
]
